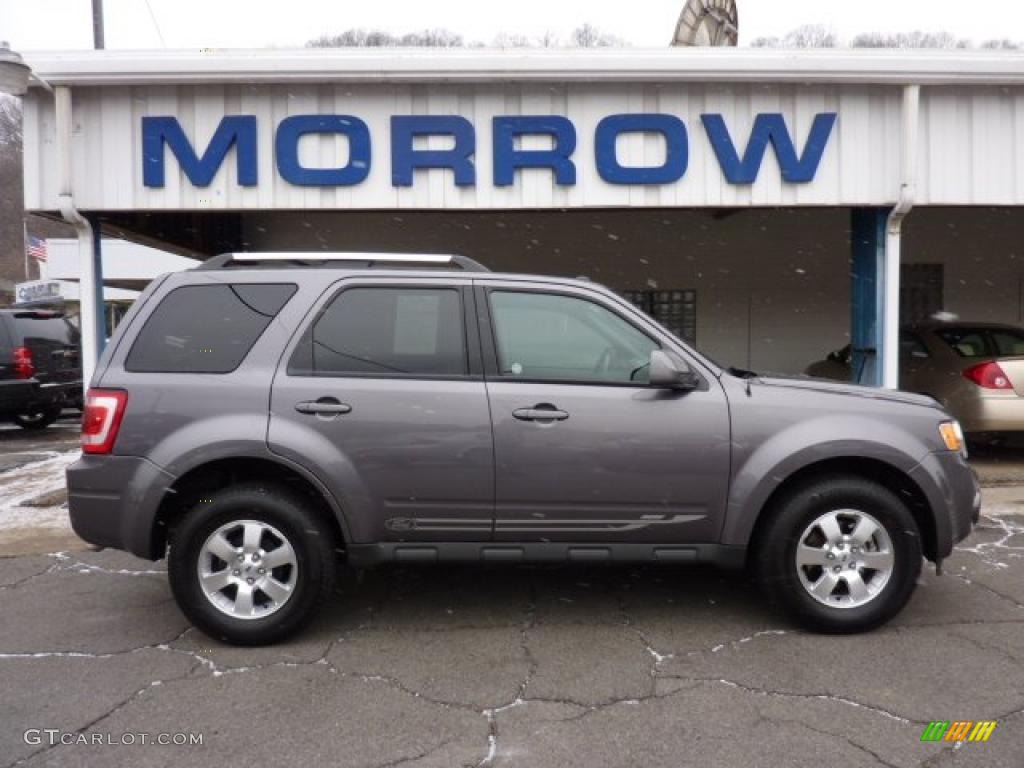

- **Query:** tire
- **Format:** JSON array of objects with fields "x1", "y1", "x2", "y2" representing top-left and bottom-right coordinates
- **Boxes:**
[
  {"x1": 168, "y1": 483, "x2": 336, "y2": 645},
  {"x1": 13, "y1": 404, "x2": 62, "y2": 430},
  {"x1": 753, "y1": 475, "x2": 922, "y2": 634}
]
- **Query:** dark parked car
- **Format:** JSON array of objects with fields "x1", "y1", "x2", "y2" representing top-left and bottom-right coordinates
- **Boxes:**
[
  {"x1": 0, "y1": 309, "x2": 81, "y2": 429},
  {"x1": 68, "y1": 254, "x2": 979, "y2": 644}
]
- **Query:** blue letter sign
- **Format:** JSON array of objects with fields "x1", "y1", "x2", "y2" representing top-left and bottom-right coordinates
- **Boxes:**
[
  {"x1": 391, "y1": 116, "x2": 476, "y2": 187},
  {"x1": 595, "y1": 114, "x2": 688, "y2": 185},
  {"x1": 275, "y1": 115, "x2": 371, "y2": 186},
  {"x1": 701, "y1": 112, "x2": 837, "y2": 184},
  {"x1": 492, "y1": 116, "x2": 577, "y2": 187},
  {"x1": 142, "y1": 115, "x2": 258, "y2": 188}
]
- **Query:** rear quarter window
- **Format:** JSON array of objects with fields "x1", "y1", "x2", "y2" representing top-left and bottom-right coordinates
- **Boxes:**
[
  {"x1": 11, "y1": 314, "x2": 79, "y2": 345},
  {"x1": 125, "y1": 283, "x2": 296, "y2": 373}
]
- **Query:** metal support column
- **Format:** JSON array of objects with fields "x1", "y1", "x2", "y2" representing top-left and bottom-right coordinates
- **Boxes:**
[
  {"x1": 87, "y1": 216, "x2": 106, "y2": 356},
  {"x1": 850, "y1": 208, "x2": 887, "y2": 387}
]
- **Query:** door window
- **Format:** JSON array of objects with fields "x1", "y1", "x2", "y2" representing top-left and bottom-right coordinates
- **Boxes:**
[
  {"x1": 991, "y1": 328, "x2": 1024, "y2": 357},
  {"x1": 289, "y1": 287, "x2": 467, "y2": 376},
  {"x1": 488, "y1": 291, "x2": 658, "y2": 384}
]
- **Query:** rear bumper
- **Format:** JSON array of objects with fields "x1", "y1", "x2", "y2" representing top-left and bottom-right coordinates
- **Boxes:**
[
  {"x1": 909, "y1": 450, "x2": 981, "y2": 561},
  {"x1": 955, "y1": 394, "x2": 1024, "y2": 433},
  {"x1": 66, "y1": 455, "x2": 175, "y2": 560},
  {"x1": 0, "y1": 379, "x2": 81, "y2": 416}
]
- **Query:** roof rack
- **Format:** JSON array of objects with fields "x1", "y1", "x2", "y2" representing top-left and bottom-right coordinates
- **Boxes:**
[{"x1": 196, "y1": 252, "x2": 490, "y2": 272}]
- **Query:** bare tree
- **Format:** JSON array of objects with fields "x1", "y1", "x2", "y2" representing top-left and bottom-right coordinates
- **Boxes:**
[
  {"x1": 570, "y1": 23, "x2": 626, "y2": 48},
  {"x1": 980, "y1": 38, "x2": 1021, "y2": 50},
  {"x1": 492, "y1": 32, "x2": 533, "y2": 49},
  {"x1": 0, "y1": 95, "x2": 20, "y2": 147},
  {"x1": 752, "y1": 24, "x2": 837, "y2": 49},
  {"x1": 308, "y1": 28, "x2": 464, "y2": 48},
  {"x1": 850, "y1": 30, "x2": 971, "y2": 48}
]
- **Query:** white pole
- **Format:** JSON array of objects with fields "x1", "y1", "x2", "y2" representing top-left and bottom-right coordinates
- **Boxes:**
[
  {"x1": 882, "y1": 85, "x2": 920, "y2": 390},
  {"x1": 54, "y1": 85, "x2": 98, "y2": 391}
]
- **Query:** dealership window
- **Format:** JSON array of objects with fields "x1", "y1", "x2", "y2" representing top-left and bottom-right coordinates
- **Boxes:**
[
  {"x1": 125, "y1": 283, "x2": 296, "y2": 373},
  {"x1": 900, "y1": 264, "x2": 944, "y2": 324},
  {"x1": 489, "y1": 291, "x2": 657, "y2": 384},
  {"x1": 289, "y1": 287, "x2": 466, "y2": 376},
  {"x1": 622, "y1": 289, "x2": 697, "y2": 345}
]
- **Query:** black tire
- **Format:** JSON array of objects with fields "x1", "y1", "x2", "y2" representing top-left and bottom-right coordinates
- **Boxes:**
[
  {"x1": 753, "y1": 475, "x2": 922, "y2": 633},
  {"x1": 13, "y1": 404, "x2": 62, "y2": 430},
  {"x1": 168, "y1": 483, "x2": 336, "y2": 646}
]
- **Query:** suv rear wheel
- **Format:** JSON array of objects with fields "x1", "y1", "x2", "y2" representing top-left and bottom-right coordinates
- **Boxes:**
[
  {"x1": 168, "y1": 483, "x2": 336, "y2": 645},
  {"x1": 13, "y1": 404, "x2": 63, "y2": 430},
  {"x1": 754, "y1": 476, "x2": 922, "y2": 633}
]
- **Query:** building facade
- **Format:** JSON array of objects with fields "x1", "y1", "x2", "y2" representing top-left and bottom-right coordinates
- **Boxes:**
[{"x1": 18, "y1": 48, "x2": 1024, "y2": 384}]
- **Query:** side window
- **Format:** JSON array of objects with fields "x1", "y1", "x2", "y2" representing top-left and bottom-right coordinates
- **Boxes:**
[
  {"x1": 936, "y1": 328, "x2": 990, "y2": 358},
  {"x1": 488, "y1": 291, "x2": 658, "y2": 384},
  {"x1": 898, "y1": 331, "x2": 929, "y2": 361},
  {"x1": 125, "y1": 283, "x2": 296, "y2": 373},
  {"x1": 289, "y1": 287, "x2": 467, "y2": 377},
  {"x1": 991, "y1": 329, "x2": 1024, "y2": 357}
]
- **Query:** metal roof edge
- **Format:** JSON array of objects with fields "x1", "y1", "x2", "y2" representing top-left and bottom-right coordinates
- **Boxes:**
[{"x1": 20, "y1": 48, "x2": 1024, "y2": 88}]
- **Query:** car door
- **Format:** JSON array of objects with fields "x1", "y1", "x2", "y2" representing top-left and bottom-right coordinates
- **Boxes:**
[
  {"x1": 477, "y1": 281, "x2": 731, "y2": 544},
  {"x1": 268, "y1": 277, "x2": 494, "y2": 543}
]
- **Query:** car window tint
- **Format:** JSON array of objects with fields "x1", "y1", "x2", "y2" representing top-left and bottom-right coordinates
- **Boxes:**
[
  {"x1": 991, "y1": 329, "x2": 1024, "y2": 357},
  {"x1": 290, "y1": 287, "x2": 466, "y2": 376},
  {"x1": 899, "y1": 331, "x2": 929, "y2": 360},
  {"x1": 12, "y1": 314, "x2": 79, "y2": 345},
  {"x1": 489, "y1": 291, "x2": 658, "y2": 384},
  {"x1": 126, "y1": 284, "x2": 295, "y2": 373},
  {"x1": 935, "y1": 328, "x2": 990, "y2": 358}
]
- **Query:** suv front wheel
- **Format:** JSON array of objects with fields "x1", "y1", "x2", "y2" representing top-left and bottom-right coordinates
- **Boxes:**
[
  {"x1": 168, "y1": 484, "x2": 336, "y2": 645},
  {"x1": 754, "y1": 475, "x2": 922, "y2": 633}
]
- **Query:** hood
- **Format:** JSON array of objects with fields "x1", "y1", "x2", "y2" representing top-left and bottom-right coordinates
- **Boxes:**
[{"x1": 750, "y1": 373, "x2": 942, "y2": 409}]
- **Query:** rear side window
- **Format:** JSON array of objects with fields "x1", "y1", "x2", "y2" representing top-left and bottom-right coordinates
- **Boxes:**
[
  {"x1": 12, "y1": 314, "x2": 79, "y2": 345},
  {"x1": 126, "y1": 284, "x2": 296, "y2": 373},
  {"x1": 935, "y1": 328, "x2": 990, "y2": 358},
  {"x1": 288, "y1": 287, "x2": 466, "y2": 377}
]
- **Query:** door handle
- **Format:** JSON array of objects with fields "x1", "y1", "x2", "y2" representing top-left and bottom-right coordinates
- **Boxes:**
[
  {"x1": 513, "y1": 404, "x2": 569, "y2": 422},
  {"x1": 295, "y1": 398, "x2": 352, "y2": 415}
]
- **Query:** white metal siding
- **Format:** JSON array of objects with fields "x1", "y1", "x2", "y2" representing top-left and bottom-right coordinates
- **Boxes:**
[{"x1": 21, "y1": 81, "x2": 1024, "y2": 211}]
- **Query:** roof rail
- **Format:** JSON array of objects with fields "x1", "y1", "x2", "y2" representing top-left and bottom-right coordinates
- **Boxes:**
[{"x1": 196, "y1": 252, "x2": 490, "y2": 272}]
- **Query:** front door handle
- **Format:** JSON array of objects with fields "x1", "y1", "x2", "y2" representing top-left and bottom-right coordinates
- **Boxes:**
[
  {"x1": 295, "y1": 398, "x2": 352, "y2": 415},
  {"x1": 513, "y1": 404, "x2": 569, "y2": 422}
]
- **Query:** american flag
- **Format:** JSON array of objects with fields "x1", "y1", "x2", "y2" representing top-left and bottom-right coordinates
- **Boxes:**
[{"x1": 26, "y1": 236, "x2": 47, "y2": 262}]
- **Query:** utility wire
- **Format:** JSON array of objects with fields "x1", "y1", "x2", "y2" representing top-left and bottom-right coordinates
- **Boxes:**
[{"x1": 143, "y1": 0, "x2": 166, "y2": 47}]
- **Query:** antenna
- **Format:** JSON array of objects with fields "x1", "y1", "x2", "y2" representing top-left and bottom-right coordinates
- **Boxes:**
[{"x1": 671, "y1": 0, "x2": 739, "y2": 47}]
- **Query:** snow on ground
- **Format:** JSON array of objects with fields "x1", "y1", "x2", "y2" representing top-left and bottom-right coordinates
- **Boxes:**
[{"x1": 0, "y1": 450, "x2": 79, "y2": 532}]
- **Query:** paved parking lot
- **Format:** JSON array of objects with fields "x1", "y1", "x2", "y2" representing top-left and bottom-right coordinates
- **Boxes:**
[{"x1": 1, "y1": 423, "x2": 1023, "y2": 767}]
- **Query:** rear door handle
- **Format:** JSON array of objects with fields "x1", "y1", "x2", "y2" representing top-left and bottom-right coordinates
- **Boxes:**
[
  {"x1": 513, "y1": 404, "x2": 569, "y2": 422},
  {"x1": 295, "y1": 398, "x2": 352, "y2": 415}
]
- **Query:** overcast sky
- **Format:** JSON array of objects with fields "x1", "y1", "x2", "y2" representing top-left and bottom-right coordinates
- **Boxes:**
[{"x1": 2, "y1": 0, "x2": 1023, "y2": 50}]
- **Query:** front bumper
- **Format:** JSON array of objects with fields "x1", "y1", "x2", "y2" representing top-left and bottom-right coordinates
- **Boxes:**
[
  {"x1": 66, "y1": 454, "x2": 175, "y2": 559},
  {"x1": 909, "y1": 450, "x2": 981, "y2": 560}
]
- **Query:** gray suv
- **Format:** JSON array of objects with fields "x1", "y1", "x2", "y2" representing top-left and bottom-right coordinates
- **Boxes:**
[{"x1": 67, "y1": 253, "x2": 980, "y2": 645}]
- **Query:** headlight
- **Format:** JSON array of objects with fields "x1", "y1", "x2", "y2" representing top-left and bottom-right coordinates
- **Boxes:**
[{"x1": 939, "y1": 420, "x2": 965, "y2": 455}]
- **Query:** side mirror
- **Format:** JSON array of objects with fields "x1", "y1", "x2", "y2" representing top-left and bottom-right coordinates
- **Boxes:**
[{"x1": 648, "y1": 350, "x2": 700, "y2": 390}]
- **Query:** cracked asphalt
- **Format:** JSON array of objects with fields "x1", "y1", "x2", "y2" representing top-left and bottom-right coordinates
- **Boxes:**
[
  {"x1": 2, "y1": 425, "x2": 1024, "y2": 766},
  {"x1": 1, "y1": 508, "x2": 1023, "y2": 768}
]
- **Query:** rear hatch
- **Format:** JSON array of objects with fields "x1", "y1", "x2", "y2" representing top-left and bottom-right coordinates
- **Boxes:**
[{"x1": 10, "y1": 311, "x2": 81, "y2": 385}]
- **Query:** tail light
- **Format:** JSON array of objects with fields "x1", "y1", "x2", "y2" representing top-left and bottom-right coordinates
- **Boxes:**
[
  {"x1": 12, "y1": 346, "x2": 34, "y2": 379},
  {"x1": 81, "y1": 389, "x2": 128, "y2": 455},
  {"x1": 962, "y1": 361, "x2": 1013, "y2": 390}
]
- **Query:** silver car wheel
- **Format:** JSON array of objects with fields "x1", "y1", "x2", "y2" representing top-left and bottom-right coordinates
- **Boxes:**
[
  {"x1": 197, "y1": 520, "x2": 298, "y2": 620},
  {"x1": 794, "y1": 509, "x2": 894, "y2": 609}
]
